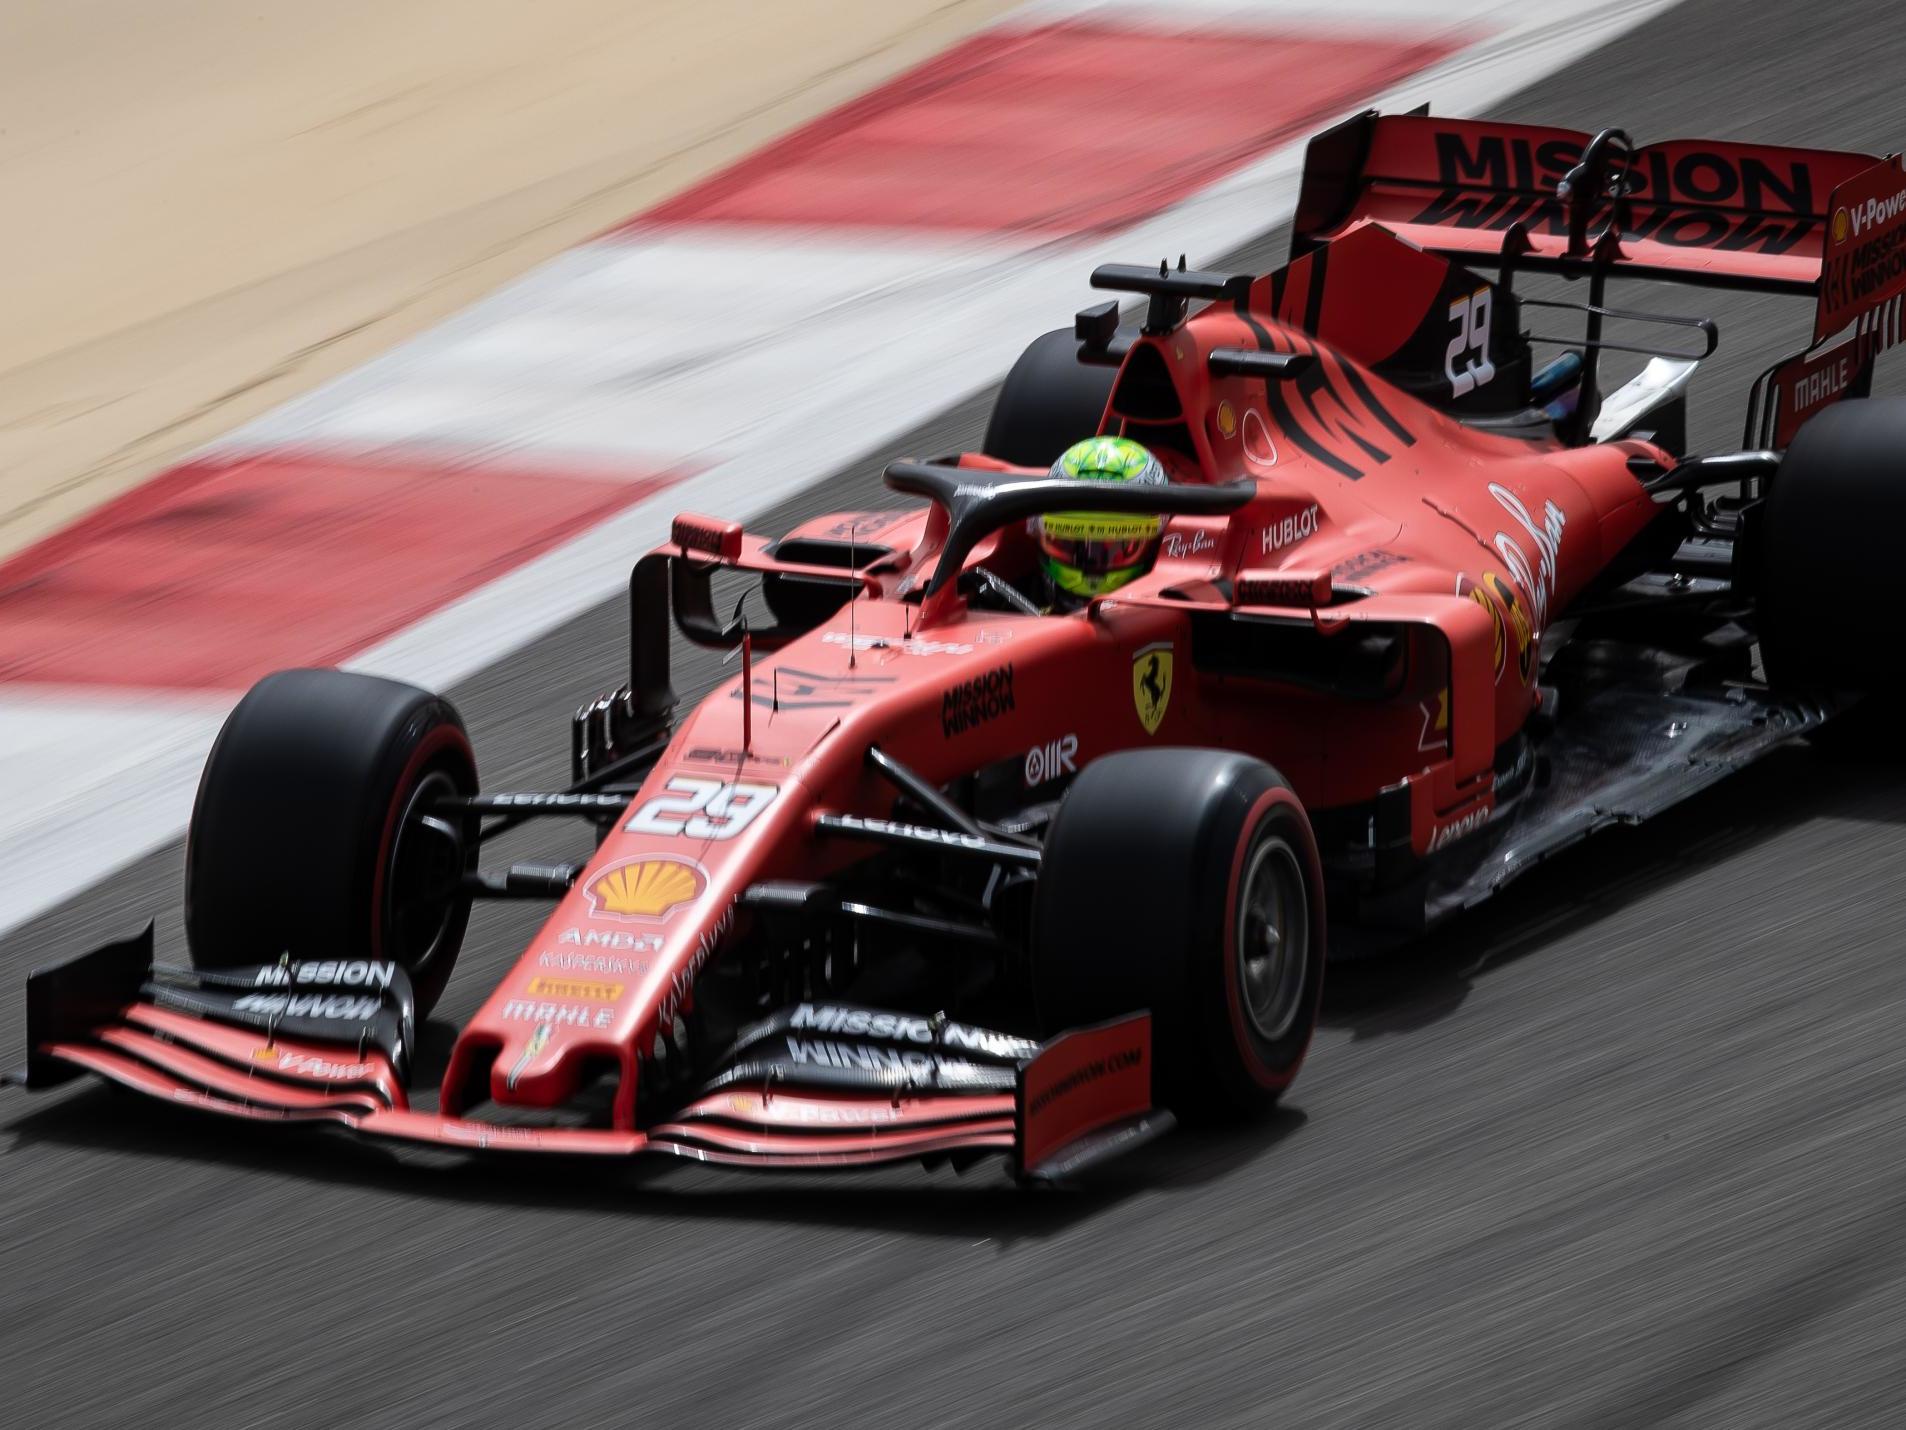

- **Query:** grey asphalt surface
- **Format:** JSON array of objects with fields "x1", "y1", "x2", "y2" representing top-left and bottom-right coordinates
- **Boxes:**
[{"x1": 9, "y1": 2, "x2": 1906, "y2": 1426}]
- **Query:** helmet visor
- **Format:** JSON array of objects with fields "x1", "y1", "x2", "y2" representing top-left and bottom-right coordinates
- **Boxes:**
[{"x1": 1038, "y1": 511, "x2": 1160, "y2": 596}]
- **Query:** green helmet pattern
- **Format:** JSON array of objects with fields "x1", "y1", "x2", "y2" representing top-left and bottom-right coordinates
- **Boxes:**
[{"x1": 1038, "y1": 437, "x2": 1168, "y2": 598}]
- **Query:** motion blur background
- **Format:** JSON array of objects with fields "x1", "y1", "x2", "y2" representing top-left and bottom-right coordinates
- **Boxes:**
[{"x1": 5, "y1": 1, "x2": 1906, "y2": 1425}]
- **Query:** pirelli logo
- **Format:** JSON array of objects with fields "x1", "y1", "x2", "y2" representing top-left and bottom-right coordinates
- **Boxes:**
[{"x1": 525, "y1": 977, "x2": 624, "y2": 1002}]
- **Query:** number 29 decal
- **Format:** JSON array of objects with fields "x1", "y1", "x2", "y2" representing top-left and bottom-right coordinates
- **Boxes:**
[
  {"x1": 1445, "y1": 287, "x2": 1497, "y2": 399},
  {"x1": 627, "y1": 775, "x2": 778, "y2": 841}
]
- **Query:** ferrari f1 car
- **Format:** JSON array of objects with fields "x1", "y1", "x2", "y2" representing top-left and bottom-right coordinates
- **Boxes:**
[{"x1": 14, "y1": 111, "x2": 1906, "y2": 1180}]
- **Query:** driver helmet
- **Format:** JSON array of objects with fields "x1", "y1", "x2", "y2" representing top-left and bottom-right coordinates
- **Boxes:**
[{"x1": 1037, "y1": 437, "x2": 1168, "y2": 600}]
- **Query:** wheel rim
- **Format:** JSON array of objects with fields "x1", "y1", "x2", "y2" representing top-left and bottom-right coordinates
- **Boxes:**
[
  {"x1": 1237, "y1": 834, "x2": 1308, "y2": 1044},
  {"x1": 387, "y1": 769, "x2": 468, "y2": 978}
]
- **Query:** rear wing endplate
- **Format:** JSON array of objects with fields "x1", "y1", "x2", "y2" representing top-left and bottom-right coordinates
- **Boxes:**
[{"x1": 1744, "y1": 154, "x2": 1906, "y2": 445}]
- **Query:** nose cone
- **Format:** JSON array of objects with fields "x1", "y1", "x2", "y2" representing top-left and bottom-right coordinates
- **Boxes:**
[{"x1": 490, "y1": 1021, "x2": 585, "y2": 1108}]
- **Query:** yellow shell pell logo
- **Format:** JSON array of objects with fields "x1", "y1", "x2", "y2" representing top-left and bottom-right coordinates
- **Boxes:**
[
  {"x1": 1216, "y1": 400, "x2": 1237, "y2": 439},
  {"x1": 1832, "y1": 206, "x2": 1850, "y2": 244},
  {"x1": 1483, "y1": 572, "x2": 1534, "y2": 683},
  {"x1": 586, "y1": 857, "x2": 704, "y2": 920},
  {"x1": 1468, "y1": 585, "x2": 1506, "y2": 680}
]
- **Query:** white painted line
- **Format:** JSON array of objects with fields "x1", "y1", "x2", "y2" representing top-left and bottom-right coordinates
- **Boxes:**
[
  {"x1": 1020, "y1": 0, "x2": 1555, "y2": 32},
  {"x1": 0, "y1": 690, "x2": 231, "y2": 937},
  {"x1": 0, "y1": 0, "x2": 1683, "y2": 937},
  {"x1": 215, "y1": 233, "x2": 1018, "y2": 467}
]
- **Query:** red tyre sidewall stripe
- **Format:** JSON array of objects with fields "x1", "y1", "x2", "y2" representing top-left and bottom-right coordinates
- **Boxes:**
[
  {"x1": 368, "y1": 720, "x2": 472, "y2": 962},
  {"x1": 1220, "y1": 785, "x2": 1325, "y2": 1091}
]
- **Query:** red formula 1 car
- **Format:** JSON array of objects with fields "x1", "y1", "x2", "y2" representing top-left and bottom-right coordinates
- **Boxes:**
[{"x1": 14, "y1": 111, "x2": 1906, "y2": 1181}]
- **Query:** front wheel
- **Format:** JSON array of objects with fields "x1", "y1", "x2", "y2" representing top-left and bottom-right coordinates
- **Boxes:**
[
  {"x1": 185, "y1": 668, "x2": 479, "y2": 1016},
  {"x1": 1032, "y1": 748, "x2": 1327, "y2": 1118}
]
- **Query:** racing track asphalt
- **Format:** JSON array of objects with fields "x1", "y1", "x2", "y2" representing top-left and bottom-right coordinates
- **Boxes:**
[{"x1": 8, "y1": 3, "x2": 1906, "y2": 1424}]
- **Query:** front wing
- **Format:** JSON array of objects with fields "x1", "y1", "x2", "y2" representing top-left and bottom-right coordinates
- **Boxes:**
[{"x1": 6, "y1": 929, "x2": 1169, "y2": 1184}]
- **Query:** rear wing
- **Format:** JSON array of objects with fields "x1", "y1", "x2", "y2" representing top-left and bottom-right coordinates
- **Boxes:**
[
  {"x1": 1293, "y1": 110, "x2": 1878, "y2": 294},
  {"x1": 1293, "y1": 111, "x2": 1906, "y2": 446}
]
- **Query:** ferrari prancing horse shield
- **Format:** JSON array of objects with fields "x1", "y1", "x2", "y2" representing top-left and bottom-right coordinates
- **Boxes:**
[{"x1": 1133, "y1": 642, "x2": 1173, "y2": 734}]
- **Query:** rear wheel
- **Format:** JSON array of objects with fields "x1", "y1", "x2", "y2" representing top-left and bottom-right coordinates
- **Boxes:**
[
  {"x1": 185, "y1": 668, "x2": 478, "y2": 1015},
  {"x1": 1757, "y1": 398, "x2": 1906, "y2": 693},
  {"x1": 1032, "y1": 748, "x2": 1326, "y2": 1118},
  {"x1": 982, "y1": 328, "x2": 1117, "y2": 468},
  {"x1": 1754, "y1": 398, "x2": 1906, "y2": 753}
]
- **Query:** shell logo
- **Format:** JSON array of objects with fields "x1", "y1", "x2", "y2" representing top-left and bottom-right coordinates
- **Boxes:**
[
  {"x1": 1483, "y1": 571, "x2": 1534, "y2": 683},
  {"x1": 1832, "y1": 207, "x2": 1850, "y2": 245},
  {"x1": 1468, "y1": 585, "x2": 1506, "y2": 679},
  {"x1": 584, "y1": 856, "x2": 704, "y2": 921},
  {"x1": 1215, "y1": 400, "x2": 1237, "y2": 439}
]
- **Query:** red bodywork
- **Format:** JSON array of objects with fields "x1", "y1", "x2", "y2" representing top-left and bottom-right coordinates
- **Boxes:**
[{"x1": 429, "y1": 222, "x2": 1668, "y2": 1141}]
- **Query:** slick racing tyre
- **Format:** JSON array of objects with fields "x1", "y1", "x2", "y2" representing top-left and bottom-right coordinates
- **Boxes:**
[
  {"x1": 982, "y1": 327, "x2": 1118, "y2": 468},
  {"x1": 185, "y1": 668, "x2": 478, "y2": 1016},
  {"x1": 1032, "y1": 748, "x2": 1327, "y2": 1119},
  {"x1": 1757, "y1": 397, "x2": 1906, "y2": 694}
]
